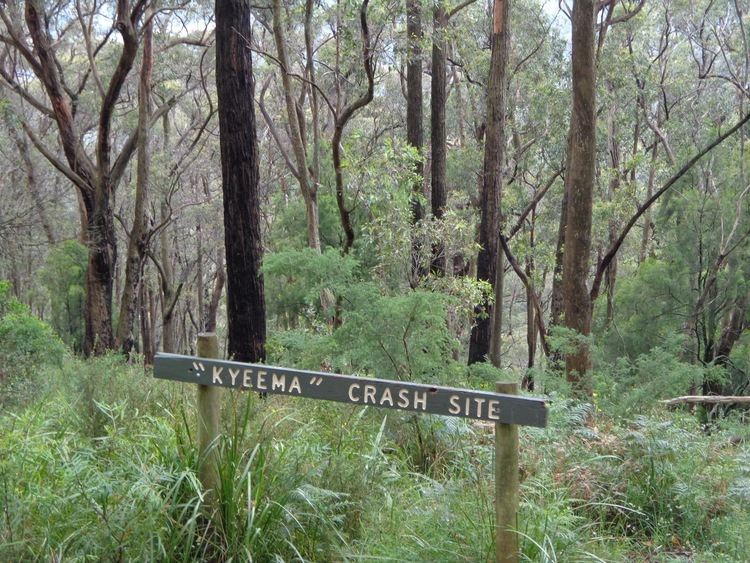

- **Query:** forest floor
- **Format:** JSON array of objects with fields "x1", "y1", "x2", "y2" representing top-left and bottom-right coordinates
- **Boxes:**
[{"x1": 1, "y1": 354, "x2": 749, "y2": 562}]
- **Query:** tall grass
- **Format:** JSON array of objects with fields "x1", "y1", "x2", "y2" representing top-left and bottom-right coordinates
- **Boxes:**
[{"x1": 1, "y1": 356, "x2": 748, "y2": 561}]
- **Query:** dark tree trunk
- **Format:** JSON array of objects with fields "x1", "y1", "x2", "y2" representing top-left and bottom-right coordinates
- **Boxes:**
[
  {"x1": 468, "y1": 0, "x2": 509, "y2": 365},
  {"x1": 83, "y1": 191, "x2": 117, "y2": 356},
  {"x1": 407, "y1": 0, "x2": 426, "y2": 286},
  {"x1": 215, "y1": 0, "x2": 266, "y2": 363},
  {"x1": 550, "y1": 186, "x2": 568, "y2": 330},
  {"x1": 430, "y1": 1, "x2": 448, "y2": 274},
  {"x1": 562, "y1": 0, "x2": 597, "y2": 392}
]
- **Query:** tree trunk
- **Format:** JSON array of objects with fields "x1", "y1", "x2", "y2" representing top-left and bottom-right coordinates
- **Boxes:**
[
  {"x1": 206, "y1": 249, "x2": 226, "y2": 333},
  {"x1": 332, "y1": 0, "x2": 374, "y2": 255},
  {"x1": 605, "y1": 93, "x2": 620, "y2": 328},
  {"x1": 430, "y1": 1, "x2": 448, "y2": 274},
  {"x1": 562, "y1": 0, "x2": 597, "y2": 392},
  {"x1": 468, "y1": 0, "x2": 509, "y2": 365},
  {"x1": 83, "y1": 191, "x2": 117, "y2": 356},
  {"x1": 273, "y1": 0, "x2": 320, "y2": 252},
  {"x1": 550, "y1": 186, "x2": 568, "y2": 329},
  {"x1": 407, "y1": 0, "x2": 426, "y2": 286},
  {"x1": 216, "y1": 0, "x2": 266, "y2": 363},
  {"x1": 117, "y1": 10, "x2": 153, "y2": 354},
  {"x1": 4, "y1": 116, "x2": 56, "y2": 245},
  {"x1": 639, "y1": 140, "x2": 659, "y2": 263},
  {"x1": 21, "y1": 0, "x2": 146, "y2": 356}
]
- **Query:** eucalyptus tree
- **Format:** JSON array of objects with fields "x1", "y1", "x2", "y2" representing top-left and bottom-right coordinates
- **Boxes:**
[
  {"x1": 0, "y1": 0, "x2": 179, "y2": 355},
  {"x1": 468, "y1": 0, "x2": 509, "y2": 366},
  {"x1": 215, "y1": 0, "x2": 266, "y2": 362}
]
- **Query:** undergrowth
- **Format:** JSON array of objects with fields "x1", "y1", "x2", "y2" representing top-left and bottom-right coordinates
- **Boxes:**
[{"x1": 1, "y1": 355, "x2": 748, "y2": 561}]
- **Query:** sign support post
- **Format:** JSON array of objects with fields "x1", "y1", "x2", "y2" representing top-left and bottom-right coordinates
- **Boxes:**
[
  {"x1": 196, "y1": 333, "x2": 221, "y2": 505},
  {"x1": 495, "y1": 382, "x2": 519, "y2": 562},
  {"x1": 154, "y1": 347, "x2": 546, "y2": 558}
]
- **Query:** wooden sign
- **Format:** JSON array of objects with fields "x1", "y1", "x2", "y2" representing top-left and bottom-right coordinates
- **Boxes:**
[{"x1": 154, "y1": 352, "x2": 548, "y2": 427}]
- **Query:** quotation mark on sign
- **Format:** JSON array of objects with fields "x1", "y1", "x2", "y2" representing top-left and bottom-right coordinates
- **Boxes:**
[
  {"x1": 309, "y1": 377, "x2": 323, "y2": 386},
  {"x1": 192, "y1": 361, "x2": 205, "y2": 376}
]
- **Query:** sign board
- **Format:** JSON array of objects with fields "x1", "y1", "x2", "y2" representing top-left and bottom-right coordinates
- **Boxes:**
[{"x1": 154, "y1": 353, "x2": 548, "y2": 427}]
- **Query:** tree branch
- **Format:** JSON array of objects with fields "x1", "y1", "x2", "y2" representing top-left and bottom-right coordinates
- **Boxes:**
[{"x1": 590, "y1": 111, "x2": 750, "y2": 303}]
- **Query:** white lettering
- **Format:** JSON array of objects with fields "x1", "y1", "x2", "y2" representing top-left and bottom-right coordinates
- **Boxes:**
[
  {"x1": 243, "y1": 369, "x2": 253, "y2": 388},
  {"x1": 413, "y1": 391, "x2": 427, "y2": 411},
  {"x1": 348, "y1": 383, "x2": 361, "y2": 402},
  {"x1": 212, "y1": 366, "x2": 224, "y2": 384},
  {"x1": 363, "y1": 385, "x2": 377, "y2": 405},
  {"x1": 397, "y1": 389, "x2": 410, "y2": 408},
  {"x1": 488, "y1": 400, "x2": 500, "y2": 420},
  {"x1": 257, "y1": 371, "x2": 267, "y2": 390},
  {"x1": 229, "y1": 368, "x2": 240, "y2": 386},
  {"x1": 272, "y1": 373, "x2": 286, "y2": 392},
  {"x1": 379, "y1": 387, "x2": 394, "y2": 407},
  {"x1": 288, "y1": 376, "x2": 302, "y2": 394},
  {"x1": 474, "y1": 398, "x2": 486, "y2": 419},
  {"x1": 448, "y1": 395, "x2": 461, "y2": 415}
]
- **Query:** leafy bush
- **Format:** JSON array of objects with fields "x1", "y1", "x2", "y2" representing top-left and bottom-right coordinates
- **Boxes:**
[
  {"x1": 264, "y1": 248, "x2": 359, "y2": 326},
  {"x1": 593, "y1": 336, "x2": 709, "y2": 416},
  {"x1": 0, "y1": 280, "x2": 66, "y2": 405},
  {"x1": 334, "y1": 286, "x2": 457, "y2": 383}
]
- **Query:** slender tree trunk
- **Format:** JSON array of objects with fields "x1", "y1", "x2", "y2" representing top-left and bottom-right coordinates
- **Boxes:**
[
  {"x1": 333, "y1": 0, "x2": 374, "y2": 255},
  {"x1": 550, "y1": 186, "x2": 568, "y2": 329},
  {"x1": 206, "y1": 249, "x2": 225, "y2": 333},
  {"x1": 430, "y1": 1, "x2": 448, "y2": 274},
  {"x1": 216, "y1": 0, "x2": 266, "y2": 362},
  {"x1": 4, "y1": 116, "x2": 56, "y2": 245},
  {"x1": 526, "y1": 208, "x2": 537, "y2": 373},
  {"x1": 305, "y1": 0, "x2": 321, "y2": 184},
  {"x1": 117, "y1": 11, "x2": 153, "y2": 354},
  {"x1": 407, "y1": 0, "x2": 426, "y2": 286},
  {"x1": 468, "y1": 0, "x2": 509, "y2": 365},
  {"x1": 605, "y1": 93, "x2": 620, "y2": 328},
  {"x1": 273, "y1": 0, "x2": 320, "y2": 251},
  {"x1": 562, "y1": 0, "x2": 597, "y2": 392},
  {"x1": 639, "y1": 140, "x2": 659, "y2": 263},
  {"x1": 197, "y1": 222, "x2": 204, "y2": 326}
]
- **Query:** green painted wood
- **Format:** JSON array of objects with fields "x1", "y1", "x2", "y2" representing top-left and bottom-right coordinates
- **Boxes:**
[{"x1": 153, "y1": 353, "x2": 548, "y2": 427}]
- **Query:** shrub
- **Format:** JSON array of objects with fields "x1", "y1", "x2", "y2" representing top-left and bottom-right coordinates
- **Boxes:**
[{"x1": 0, "y1": 281, "x2": 66, "y2": 405}]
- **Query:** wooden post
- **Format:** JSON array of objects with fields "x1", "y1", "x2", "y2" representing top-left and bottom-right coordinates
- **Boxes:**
[
  {"x1": 495, "y1": 381, "x2": 519, "y2": 562},
  {"x1": 197, "y1": 333, "x2": 221, "y2": 504}
]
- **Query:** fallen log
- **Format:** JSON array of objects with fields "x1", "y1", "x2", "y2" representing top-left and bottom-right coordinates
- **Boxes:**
[{"x1": 660, "y1": 395, "x2": 750, "y2": 406}]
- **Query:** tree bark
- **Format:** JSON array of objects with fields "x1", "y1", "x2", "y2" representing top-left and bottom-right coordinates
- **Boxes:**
[
  {"x1": 468, "y1": 0, "x2": 509, "y2": 365},
  {"x1": 273, "y1": 0, "x2": 320, "y2": 252},
  {"x1": 562, "y1": 0, "x2": 597, "y2": 391},
  {"x1": 332, "y1": 0, "x2": 374, "y2": 254},
  {"x1": 17, "y1": 0, "x2": 147, "y2": 355},
  {"x1": 216, "y1": 0, "x2": 266, "y2": 362},
  {"x1": 430, "y1": 1, "x2": 448, "y2": 274},
  {"x1": 117, "y1": 9, "x2": 153, "y2": 354},
  {"x1": 407, "y1": 0, "x2": 426, "y2": 286}
]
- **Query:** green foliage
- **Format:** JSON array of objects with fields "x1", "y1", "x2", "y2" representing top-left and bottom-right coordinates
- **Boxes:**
[
  {"x1": 334, "y1": 287, "x2": 457, "y2": 382},
  {"x1": 268, "y1": 192, "x2": 342, "y2": 251},
  {"x1": 593, "y1": 336, "x2": 710, "y2": 416},
  {"x1": 0, "y1": 280, "x2": 66, "y2": 406},
  {"x1": 38, "y1": 241, "x2": 87, "y2": 352},
  {"x1": 264, "y1": 248, "x2": 359, "y2": 326}
]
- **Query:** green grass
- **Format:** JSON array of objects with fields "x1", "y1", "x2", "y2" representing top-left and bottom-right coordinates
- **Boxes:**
[{"x1": 1, "y1": 356, "x2": 748, "y2": 561}]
